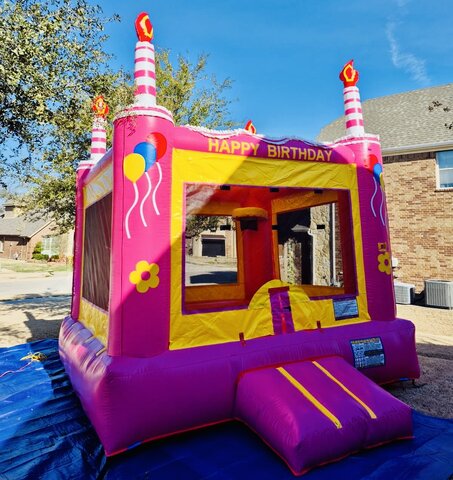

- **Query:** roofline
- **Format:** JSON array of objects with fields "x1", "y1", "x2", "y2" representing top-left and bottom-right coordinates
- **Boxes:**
[
  {"x1": 28, "y1": 220, "x2": 54, "y2": 238},
  {"x1": 361, "y1": 82, "x2": 453, "y2": 105},
  {"x1": 0, "y1": 233, "x2": 28, "y2": 238},
  {"x1": 382, "y1": 140, "x2": 453, "y2": 156}
]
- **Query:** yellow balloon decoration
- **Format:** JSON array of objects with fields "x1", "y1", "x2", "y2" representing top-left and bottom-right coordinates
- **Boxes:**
[{"x1": 124, "y1": 153, "x2": 146, "y2": 183}]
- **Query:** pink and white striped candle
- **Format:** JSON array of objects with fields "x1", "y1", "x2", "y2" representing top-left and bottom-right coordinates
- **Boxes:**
[
  {"x1": 90, "y1": 117, "x2": 107, "y2": 163},
  {"x1": 78, "y1": 97, "x2": 108, "y2": 171},
  {"x1": 134, "y1": 42, "x2": 156, "y2": 106},
  {"x1": 339, "y1": 60, "x2": 365, "y2": 137},
  {"x1": 134, "y1": 13, "x2": 156, "y2": 107}
]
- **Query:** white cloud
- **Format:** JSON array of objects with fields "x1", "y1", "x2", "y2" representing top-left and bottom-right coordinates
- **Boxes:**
[
  {"x1": 386, "y1": 22, "x2": 430, "y2": 85},
  {"x1": 395, "y1": 0, "x2": 411, "y2": 7}
]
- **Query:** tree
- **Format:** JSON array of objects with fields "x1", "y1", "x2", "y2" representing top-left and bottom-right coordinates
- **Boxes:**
[
  {"x1": 186, "y1": 215, "x2": 223, "y2": 239},
  {"x1": 1, "y1": 0, "x2": 236, "y2": 231},
  {"x1": 156, "y1": 49, "x2": 236, "y2": 130},
  {"x1": 0, "y1": 0, "x2": 122, "y2": 175}
]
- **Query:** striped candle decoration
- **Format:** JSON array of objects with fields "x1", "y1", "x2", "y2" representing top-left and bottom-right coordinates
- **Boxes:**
[
  {"x1": 134, "y1": 42, "x2": 156, "y2": 106},
  {"x1": 134, "y1": 13, "x2": 156, "y2": 107},
  {"x1": 90, "y1": 117, "x2": 107, "y2": 163},
  {"x1": 78, "y1": 97, "x2": 108, "y2": 171},
  {"x1": 339, "y1": 60, "x2": 365, "y2": 137}
]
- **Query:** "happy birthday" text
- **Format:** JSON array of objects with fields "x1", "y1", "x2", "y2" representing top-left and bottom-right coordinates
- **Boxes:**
[{"x1": 207, "y1": 139, "x2": 332, "y2": 162}]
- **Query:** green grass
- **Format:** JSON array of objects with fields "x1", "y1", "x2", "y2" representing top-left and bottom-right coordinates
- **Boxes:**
[{"x1": 0, "y1": 259, "x2": 72, "y2": 273}]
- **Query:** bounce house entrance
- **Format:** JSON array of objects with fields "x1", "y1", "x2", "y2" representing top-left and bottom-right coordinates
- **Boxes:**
[
  {"x1": 236, "y1": 356, "x2": 413, "y2": 475},
  {"x1": 183, "y1": 184, "x2": 355, "y2": 314}
]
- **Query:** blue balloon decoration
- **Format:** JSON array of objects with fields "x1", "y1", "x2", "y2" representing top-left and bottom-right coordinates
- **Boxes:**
[
  {"x1": 134, "y1": 142, "x2": 157, "y2": 171},
  {"x1": 373, "y1": 163, "x2": 382, "y2": 182}
]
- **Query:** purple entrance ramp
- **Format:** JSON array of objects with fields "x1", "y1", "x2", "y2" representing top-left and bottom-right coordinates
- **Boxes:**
[{"x1": 235, "y1": 356, "x2": 413, "y2": 475}]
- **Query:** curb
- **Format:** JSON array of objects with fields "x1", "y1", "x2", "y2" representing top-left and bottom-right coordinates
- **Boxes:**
[{"x1": 0, "y1": 293, "x2": 71, "y2": 302}]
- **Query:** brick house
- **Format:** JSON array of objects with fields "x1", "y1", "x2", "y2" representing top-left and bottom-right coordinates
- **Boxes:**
[
  {"x1": 0, "y1": 203, "x2": 73, "y2": 261},
  {"x1": 318, "y1": 83, "x2": 453, "y2": 292}
]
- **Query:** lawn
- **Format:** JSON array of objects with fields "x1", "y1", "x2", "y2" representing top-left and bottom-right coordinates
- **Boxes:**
[{"x1": 0, "y1": 258, "x2": 72, "y2": 273}]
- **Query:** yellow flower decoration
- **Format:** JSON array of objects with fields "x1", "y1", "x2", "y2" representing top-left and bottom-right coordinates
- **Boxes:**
[
  {"x1": 377, "y1": 252, "x2": 391, "y2": 275},
  {"x1": 129, "y1": 261, "x2": 160, "y2": 293}
]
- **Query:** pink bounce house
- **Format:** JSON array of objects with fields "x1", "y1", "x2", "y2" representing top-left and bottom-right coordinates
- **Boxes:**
[{"x1": 59, "y1": 12, "x2": 420, "y2": 475}]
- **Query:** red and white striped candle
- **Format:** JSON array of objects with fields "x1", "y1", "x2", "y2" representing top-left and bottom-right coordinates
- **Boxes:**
[
  {"x1": 134, "y1": 13, "x2": 156, "y2": 107},
  {"x1": 339, "y1": 60, "x2": 365, "y2": 137}
]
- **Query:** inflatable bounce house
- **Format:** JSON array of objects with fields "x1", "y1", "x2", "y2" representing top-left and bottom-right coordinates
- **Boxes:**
[{"x1": 59, "y1": 12, "x2": 420, "y2": 475}]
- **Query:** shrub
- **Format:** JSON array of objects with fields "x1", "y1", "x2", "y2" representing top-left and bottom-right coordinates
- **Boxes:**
[
  {"x1": 32, "y1": 253, "x2": 49, "y2": 261},
  {"x1": 32, "y1": 241, "x2": 42, "y2": 259}
]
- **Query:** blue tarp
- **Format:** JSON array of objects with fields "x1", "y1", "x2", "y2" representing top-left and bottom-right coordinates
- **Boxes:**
[{"x1": 1, "y1": 339, "x2": 452, "y2": 480}]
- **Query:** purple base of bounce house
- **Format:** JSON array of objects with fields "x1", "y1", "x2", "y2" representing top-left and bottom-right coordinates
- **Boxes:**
[
  {"x1": 60, "y1": 13, "x2": 420, "y2": 475},
  {"x1": 60, "y1": 316, "x2": 418, "y2": 473}
]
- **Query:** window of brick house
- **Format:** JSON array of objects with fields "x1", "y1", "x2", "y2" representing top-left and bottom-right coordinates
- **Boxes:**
[
  {"x1": 0, "y1": 239, "x2": 3, "y2": 253},
  {"x1": 436, "y1": 150, "x2": 453, "y2": 189},
  {"x1": 41, "y1": 235, "x2": 61, "y2": 257}
]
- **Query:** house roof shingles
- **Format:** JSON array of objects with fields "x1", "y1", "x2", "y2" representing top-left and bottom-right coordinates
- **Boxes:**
[
  {"x1": 0, "y1": 216, "x2": 50, "y2": 238},
  {"x1": 317, "y1": 83, "x2": 453, "y2": 153}
]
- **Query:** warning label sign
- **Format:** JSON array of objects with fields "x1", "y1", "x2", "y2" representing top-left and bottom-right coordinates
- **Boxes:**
[{"x1": 350, "y1": 337, "x2": 385, "y2": 369}]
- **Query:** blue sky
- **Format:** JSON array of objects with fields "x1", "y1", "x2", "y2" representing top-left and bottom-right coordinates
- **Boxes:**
[{"x1": 97, "y1": 0, "x2": 452, "y2": 139}]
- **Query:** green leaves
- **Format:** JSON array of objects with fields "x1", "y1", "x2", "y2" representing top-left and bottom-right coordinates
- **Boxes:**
[
  {"x1": 1, "y1": 1, "x2": 236, "y2": 231},
  {"x1": 0, "y1": 0, "x2": 115, "y2": 142},
  {"x1": 156, "y1": 49, "x2": 236, "y2": 130}
]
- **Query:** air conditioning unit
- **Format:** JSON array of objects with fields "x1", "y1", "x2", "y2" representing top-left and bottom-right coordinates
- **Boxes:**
[
  {"x1": 425, "y1": 280, "x2": 453, "y2": 309},
  {"x1": 394, "y1": 281, "x2": 415, "y2": 305}
]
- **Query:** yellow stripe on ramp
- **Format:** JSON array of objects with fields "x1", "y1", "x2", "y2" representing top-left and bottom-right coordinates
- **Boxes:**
[
  {"x1": 312, "y1": 361, "x2": 377, "y2": 419},
  {"x1": 276, "y1": 367, "x2": 342, "y2": 429}
]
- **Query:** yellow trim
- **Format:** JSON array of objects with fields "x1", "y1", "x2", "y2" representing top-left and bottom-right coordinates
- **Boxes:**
[
  {"x1": 312, "y1": 361, "x2": 377, "y2": 419},
  {"x1": 84, "y1": 162, "x2": 113, "y2": 207},
  {"x1": 170, "y1": 149, "x2": 370, "y2": 349},
  {"x1": 79, "y1": 183, "x2": 109, "y2": 347},
  {"x1": 247, "y1": 280, "x2": 308, "y2": 310},
  {"x1": 276, "y1": 367, "x2": 342, "y2": 429},
  {"x1": 79, "y1": 298, "x2": 108, "y2": 346},
  {"x1": 271, "y1": 189, "x2": 339, "y2": 213},
  {"x1": 79, "y1": 192, "x2": 86, "y2": 320},
  {"x1": 290, "y1": 297, "x2": 333, "y2": 329},
  {"x1": 232, "y1": 207, "x2": 268, "y2": 219}
]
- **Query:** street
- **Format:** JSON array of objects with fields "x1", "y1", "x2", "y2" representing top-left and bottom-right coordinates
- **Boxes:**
[{"x1": 0, "y1": 272, "x2": 72, "y2": 300}]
